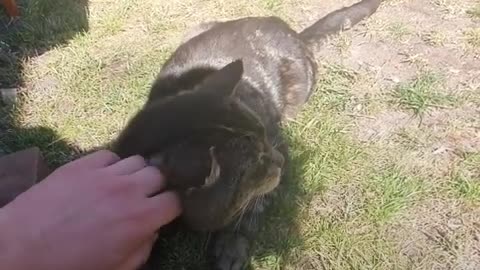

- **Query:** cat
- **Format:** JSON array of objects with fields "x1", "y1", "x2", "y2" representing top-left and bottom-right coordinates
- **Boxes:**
[{"x1": 111, "y1": 0, "x2": 383, "y2": 269}]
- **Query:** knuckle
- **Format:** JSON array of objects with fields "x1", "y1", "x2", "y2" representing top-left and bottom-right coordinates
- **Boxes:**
[
  {"x1": 143, "y1": 166, "x2": 162, "y2": 179},
  {"x1": 130, "y1": 155, "x2": 147, "y2": 166}
]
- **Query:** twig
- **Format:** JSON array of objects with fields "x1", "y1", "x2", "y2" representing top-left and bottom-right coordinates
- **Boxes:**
[{"x1": 345, "y1": 113, "x2": 376, "y2": 120}]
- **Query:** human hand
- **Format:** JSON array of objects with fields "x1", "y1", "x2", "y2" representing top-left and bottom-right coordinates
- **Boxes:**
[{"x1": 0, "y1": 150, "x2": 181, "y2": 270}]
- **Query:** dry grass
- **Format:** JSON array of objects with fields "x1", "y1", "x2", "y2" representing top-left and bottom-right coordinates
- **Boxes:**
[
  {"x1": 465, "y1": 28, "x2": 480, "y2": 48},
  {"x1": 1, "y1": 0, "x2": 480, "y2": 269},
  {"x1": 422, "y1": 30, "x2": 448, "y2": 46}
]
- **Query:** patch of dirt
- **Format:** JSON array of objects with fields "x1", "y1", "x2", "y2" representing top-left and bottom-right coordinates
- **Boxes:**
[
  {"x1": 308, "y1": 182, "x2": 366, "y2": 225},
  {"x1": 353, "y1": 103, "x2": 480, "y2": 179},
  {"x1": 352, "y1": 106, "x2": 480, "y2": 182},
  {"x1": 287, "y1": 0, "x2": 480, "y2": 93},
  {"x1": 387, "y1": 198, "x2": 480, "y2": 269},
  {"x1": 422, "y1": 105, "x2": 480, "y2": 154},
  {"x1": 353, "y1": 110, "x2": 414, "y2": 143}
]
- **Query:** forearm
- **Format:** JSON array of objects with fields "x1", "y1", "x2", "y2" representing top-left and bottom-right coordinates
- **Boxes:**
[{"x1": 0, "y1": 209, "x2": 25, "y2": 270}]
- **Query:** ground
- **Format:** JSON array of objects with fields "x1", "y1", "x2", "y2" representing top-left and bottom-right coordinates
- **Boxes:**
[{"x1": 1, "y1": 0, "x2": 479, "y2": 269}]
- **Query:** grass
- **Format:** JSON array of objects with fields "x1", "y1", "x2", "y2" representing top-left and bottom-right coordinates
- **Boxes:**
[
  {"x1": 422, "y1": 30, "x2": 447, "y2": 46},
  {"x1": 333, "y1": 33, "x2": 352, "y2": 55},
  {"x1": 386, "y1": 22, "x2": 412, "y2": 42},
  {"x1": 0, "y1": 0, "x2": 88, "y2": 88},
  {"x1": 467, "y1": 3, "x2": 480, "y2": 19},
  {"x1": 431, "y1": 0, "x2": 465, "y2": 15},
  {"x1": 316, "y1": 64, "x2": 357, "y2": 111},
  {"x1": 262, "y1": 0, "x2": 282, "y2": 12},
  {"x1": 450, "y1": 153, "x2": 480, "y2": 202},
  {"x1": 1, "y1": 0, "x2": 480, "y2": 269},
  {"x1": 365, "y1": 169, "x2": 424, "y2": 223},
  {"x1": 464, "y1": 28, "x2": 480, "y2": 48},
  {"x1": 392, "y1": 72, "x2": 455, "y2": 116}
]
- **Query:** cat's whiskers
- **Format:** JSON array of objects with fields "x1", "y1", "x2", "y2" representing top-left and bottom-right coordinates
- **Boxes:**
[
  {"x1": 204, "y1": 232, "x2": 212, "y2": 251},
  {"x1": 234, "y1": 201, "x2": 250, "y2": 232},
  {"x1": 248, "y1": 195, "x2": 264, "y2": 231},
  {"x1": 234, "y1": 213, "x2": 243, "y2": 231},
  {"x1": 271, "y1": 134, "x2": 283, "y2": 152}
]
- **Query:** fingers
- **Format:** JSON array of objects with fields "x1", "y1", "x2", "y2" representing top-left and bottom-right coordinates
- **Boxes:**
[
  {"x1": 105, "y1": 155, "x2": 147, "y2": 175},
  {"x1": 116, "y1": 235, "x2": 157, "y2": 270},
  {"x1": 145, "y1": 191, "x2": 182, "y2": 229},
  {"x1": 130, "y1": 166, "x2": 167, "y2": 197},
  {"x1": 70, "y1": 150, "x2": 121, "y2": 169}
]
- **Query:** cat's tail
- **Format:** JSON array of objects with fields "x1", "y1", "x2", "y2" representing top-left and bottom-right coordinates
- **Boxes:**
[{"x1": 299, "y1": 0, "x2": 383, "y2": 48}]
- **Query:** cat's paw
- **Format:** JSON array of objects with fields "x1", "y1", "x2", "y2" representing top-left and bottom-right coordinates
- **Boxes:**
[{"x1": 212, "y1": 232, "x2": 250, "y2": 270}]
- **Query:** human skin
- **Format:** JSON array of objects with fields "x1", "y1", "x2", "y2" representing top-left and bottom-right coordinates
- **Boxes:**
[{"x1": 0, "y1": 150, "x2": 181, "y2": 270}]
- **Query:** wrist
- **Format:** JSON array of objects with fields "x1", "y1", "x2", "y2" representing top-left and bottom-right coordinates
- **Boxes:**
[{"x1": 0, "y1": 208, "x2": 25, "y2": 270}]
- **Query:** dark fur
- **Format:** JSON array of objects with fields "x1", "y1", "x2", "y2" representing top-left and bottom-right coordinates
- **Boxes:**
[{"x1": 112, "y1": 1, "x2": 382, "y2": 269}]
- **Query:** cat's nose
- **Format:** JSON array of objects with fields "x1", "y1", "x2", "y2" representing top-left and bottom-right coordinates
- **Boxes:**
[{"x1": 272, "y1": 149, "x2": 285, "y2": 167}]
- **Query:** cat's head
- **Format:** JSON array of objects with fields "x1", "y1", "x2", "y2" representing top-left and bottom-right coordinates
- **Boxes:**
[{"x1": 112, "y1": 60, "x2": 285, "y2": 231}]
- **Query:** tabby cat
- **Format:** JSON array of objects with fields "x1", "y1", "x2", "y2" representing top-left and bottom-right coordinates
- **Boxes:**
[{"x1": 112, "y1": 0, "x2": 383, "y2": 269}]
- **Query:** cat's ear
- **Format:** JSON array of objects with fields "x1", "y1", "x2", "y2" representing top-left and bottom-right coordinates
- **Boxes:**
[
  {"x1": 199, "y1": 59, "x2": 243, "y2": 97},
  {"x1": 204, "y1": 147, "x2": 220, "y2": 187}
]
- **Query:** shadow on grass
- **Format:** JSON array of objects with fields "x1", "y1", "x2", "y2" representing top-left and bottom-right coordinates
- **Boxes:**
[
  {"x1": 251, "y1": 133, "x2": 310, "y2": 269},
  {"x1": 0, "y1": 106, "x2": 81, "y2": 168},
  {"x1": 0, "y1": 0, "x2": 89, "y2": 88},
  {"x1": 144, "y1": 132, "x2": 310, "y2": 270},
  {"x1": 0, "y1": 0, "x2": 89, "y2": 166}
]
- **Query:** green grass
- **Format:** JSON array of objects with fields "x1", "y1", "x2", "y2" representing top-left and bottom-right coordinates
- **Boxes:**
[
  {"x1": 1, "y1": 0, "x2": 480, "y2": 269},
  {"x1": 316, "y1": 64, "x2": 357, "y2": 112},
  {"x1": 2, "y1": 0, "x2": 88, "y2": 48},
  {"x1": 392, "y1": 72, "x2": 455, "y2": 116},
  {"x1": 365, "y1": 169, "x2": 424, "y2": 223},
  {"x1": 0, "y1": 0, "x2": 88, "y2": 87},
  {"x1": 450, "y1": 153, "x2": 480, "y2": 202},
  {"x1": 262, "y1": 0, "x2": 282, "y2": 12},
  {"x1": 386, "y1": 22, "x2": 412, "y2": 42}
]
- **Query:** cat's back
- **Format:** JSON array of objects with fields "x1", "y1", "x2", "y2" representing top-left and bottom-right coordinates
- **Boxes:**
[
  {"x1": 158, "y1": 16, "x2": 317, "y2": 119},
  {"x1": 162, "y1": 16, "x2": 301, "y2": 68}
]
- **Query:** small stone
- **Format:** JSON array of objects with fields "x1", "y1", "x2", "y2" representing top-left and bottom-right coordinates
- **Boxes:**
[
  {"x1": 0, "y1": 147, "x2": 51, "y2": 207},
  {"x1": 354, "y1": 103, "x2": 363, "y2": 112},
  {"x1": 0, "y1": 88, "x2": 18, "y2": 106},
  {"x1": 432, "y1": 146, "x2": 450, "y2": 155},
  {"x1": 447, "y1": 218, "x2": 463, "y2": 230},
  {"x1": 449, "y1": 68, "x2": 460, "y2": 74}
]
